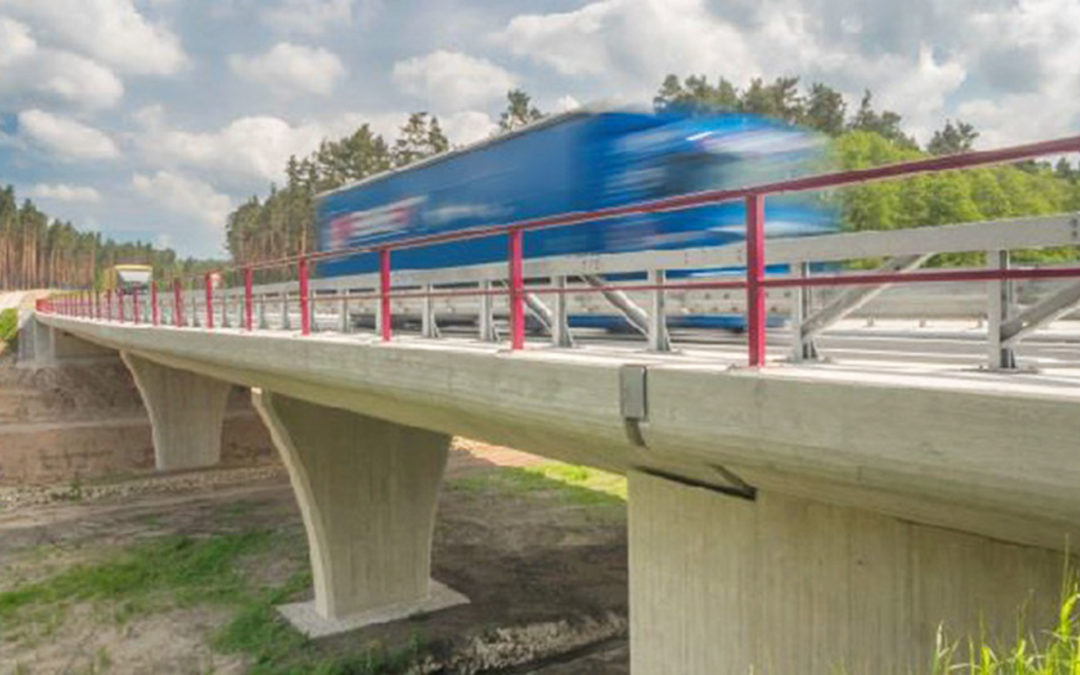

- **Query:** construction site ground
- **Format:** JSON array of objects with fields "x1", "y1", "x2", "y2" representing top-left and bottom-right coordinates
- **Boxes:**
[{"x1": 0, "y1": 439, "x2": 629, "y2": 674}]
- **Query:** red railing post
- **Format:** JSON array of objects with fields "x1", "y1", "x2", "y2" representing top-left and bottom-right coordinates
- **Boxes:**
[
  {"x1": 298, "y1": 257, "x2": 310, "y2": 336},
  {"x1": 244, "y1": 266, "x2": 254, "y2": 331},
  {"x1": 107, "y1": 289, "x2": 114, "y2": 321},
  {"x1": 118, "y1": 290, "x2": 125, "y2": 322},
  {"x1": 133, "y1": 287, "x2": 141, "y2": 324},
  {"x1": 151, "y1": 281, "x2": 159, "y2": 326},
  {"x1": 205, "y1": 272, "x2": 214, "y2": 329},
  {"x1": 508, "y1": 227, "x2": 525, "y2": 350},
  {"x1": 173, "y1": 278, "x2": 183, "y2": 327},
  {"x1": 379, "y1": 249, "x2": 392, "y2": 342},
  {"x1": 745, "y1": 193, "x2": 766, "y2": 367}
]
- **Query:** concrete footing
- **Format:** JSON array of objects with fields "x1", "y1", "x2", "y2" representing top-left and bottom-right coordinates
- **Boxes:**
[
  {"x1": 252, "y1": 390, "x2": 464, "y2": 626},
  {"x1": 121, "y1": 352, "x2": 231, "y2": 470},
  {"x1": 629, "y1": 470, "x2": 1067, "y2": 675}
]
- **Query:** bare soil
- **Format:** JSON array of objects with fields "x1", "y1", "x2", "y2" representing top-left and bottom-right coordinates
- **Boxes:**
[{"x1": 0, "y1": 440, "x2": 629, "y2": 674}]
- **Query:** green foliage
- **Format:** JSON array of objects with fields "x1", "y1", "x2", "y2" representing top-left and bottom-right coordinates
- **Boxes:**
[
  {"x1": 498, "y1": 89, "x2": 544, "y2": 132},
  {"x1": 929, "y1": 581, "x2": 1080, "y2": 674},
  {"x1": 928, "y1": 119, "x2": 979, "y2": 156},
  {"x1": 0, "y1": 308, "x2": 17, "y2": 352}
]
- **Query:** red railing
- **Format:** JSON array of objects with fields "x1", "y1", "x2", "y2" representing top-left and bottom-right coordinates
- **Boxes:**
[{"x1": 36, "y1": 132, "x2": 1080, "y2": 367}]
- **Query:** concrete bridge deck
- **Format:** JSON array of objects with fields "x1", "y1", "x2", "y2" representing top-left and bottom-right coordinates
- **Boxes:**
[{"x1": 30, "y1": 310, "x2": 1080, "y2": 674}]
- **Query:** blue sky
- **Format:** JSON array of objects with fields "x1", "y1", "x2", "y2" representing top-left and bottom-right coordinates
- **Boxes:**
[{"x1": 1, "y1": 0, "x2": 1078, "y2": 258}]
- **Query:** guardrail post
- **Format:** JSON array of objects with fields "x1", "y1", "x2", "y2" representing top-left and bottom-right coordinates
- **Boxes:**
[
  {"x1": 746, "y1": 194, "x2": 766, "y2": 367},
  {"x1": 648, "y1": 270, "x2": 670, "y2": 352},
  {"x1": 987, "y1": 249, "x2": 1017, "y2": 369},
  {"x1": 221, "y1": 279, "x2": 231, "y2": 329},
  {"x1": 133, "y1": 287, "x2": 141, "y2": 324},
  {"x1": 790, "y1": 261, "x2": 819, "y2": 362},
  {"x1": 204, "y1": 272, "x2": 214, "y2": 329},
  {"x1": 118, "y1": 290, "x2": 126, "y2": 322},
  {"x1": 421, "y1": 284, "x2": 438, "y2": 338},
  {"x1": 338, "y1": 289, "x2": 349, "y2": 333},
  {"x1": 107, "y1": 289, "x2": 113, "y2": 321},
  {"x1": 508, "y1": 227, "x2": 525, "y2": 350},
  {"x1": 379, "y1": 249, "x2": 392, "y2": 342},
  {"x1": 280, "y1": 291, "x2": 290, "y2": 330},
  {"x1": 244, "y1": 267, "x2": 254, "y2": 331},
  {"x1": 299, "y1": 256, "x2": 310, "y2": 336},
  {"x1": 552, "y1": 276, "x2": 573, "y2": 348},
  {"x1": 151, "y1": 281, "x2": 160, "y2": 326},
  {"x1": 173, "y1": 279, "x2": 183, "y2": 327},
  {"x1": 479, "y1": 279, "x2": 496, "y2": 342}
]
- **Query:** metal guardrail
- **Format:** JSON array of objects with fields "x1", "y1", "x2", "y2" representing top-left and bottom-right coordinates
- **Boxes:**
[{"x1": 38, "y1": 134, "x2": 1080, "y2": 370}]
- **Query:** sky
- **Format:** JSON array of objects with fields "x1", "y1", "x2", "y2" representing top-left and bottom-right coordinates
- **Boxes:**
[{"x1": 1, "y1": 0, "x2": 1078, "y2": 258}]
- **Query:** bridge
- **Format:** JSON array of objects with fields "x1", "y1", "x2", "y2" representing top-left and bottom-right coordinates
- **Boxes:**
[{"x1": 24, "y1": 136, "x2": 1080, "y2": 673}]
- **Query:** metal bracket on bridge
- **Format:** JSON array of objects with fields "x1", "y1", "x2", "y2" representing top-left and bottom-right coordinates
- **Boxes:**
[{"x1": 792, "y1": 253, "x2": 931, "y2": 362}]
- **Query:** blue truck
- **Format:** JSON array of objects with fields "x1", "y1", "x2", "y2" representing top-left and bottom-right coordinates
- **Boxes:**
[{"x1": 316, "y1": 108, "x2": 834, "y2": 329}]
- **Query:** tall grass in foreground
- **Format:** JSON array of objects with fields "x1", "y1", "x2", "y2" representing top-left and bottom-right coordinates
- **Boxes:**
[{"x1": 929, "y1": 579, "x2": 1080, "y2": 674}]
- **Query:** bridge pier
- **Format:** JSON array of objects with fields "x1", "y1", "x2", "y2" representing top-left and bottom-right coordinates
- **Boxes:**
[
  {"x1": 120, "y1": 352, "x2": 231, "y2": 470},
  {"x1": 252, "y1": 390, "x2": 467, "y2": 634},
  {"x1": 629, "y1": 470, "x2": 1066, "y2": 675}
]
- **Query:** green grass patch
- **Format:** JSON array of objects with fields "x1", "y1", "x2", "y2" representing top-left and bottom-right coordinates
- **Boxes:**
[
  {"x1": 0, "y1": 532, "x2": 271, "y2": 634},
  {"x1": 449, "y1": 462, "x2": 626, "y2": 506},
  {"x1": 2, "y1": 528, "x2": 431, "y2": 673},
  {"x1": 929, "y1": 581, "x2": 1080, "y2": 674},
  {"x1": 0, "y1": 308, "x2": 17, "y2": 353}
]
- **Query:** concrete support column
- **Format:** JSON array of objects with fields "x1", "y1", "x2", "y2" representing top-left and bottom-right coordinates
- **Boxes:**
[
  {"x1": 629, "y1": 470, "x2": 1066, "y2": 675},
  {"x1": 120, "y1": 352, "x2": 230, "y2": 471},
  {"x1": 252, "y1": 390, "x2": 466, "y2": 632}
]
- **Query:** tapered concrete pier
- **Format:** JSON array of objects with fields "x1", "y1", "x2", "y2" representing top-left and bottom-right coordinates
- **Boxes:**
[
  {"x1": 121, "y1": 352, "x2": 230, "y2": 470},
  {"x1": 253, "y1": 390, "x2": 467, "y2": 633}
]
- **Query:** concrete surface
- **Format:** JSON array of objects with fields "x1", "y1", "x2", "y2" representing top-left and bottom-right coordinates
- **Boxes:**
[
  {"x1": 278, "y1": 581, "x2": 468, "y2": 638},
  {"x1": 121, "y1": 352, "x2": 231, "y2": 471},
  {"x1": 629, "y1": 470, "x2": 1066, "y2": 675},
  {"x1": 253, "y1": 390, "x2": 460, "y2": 621}
]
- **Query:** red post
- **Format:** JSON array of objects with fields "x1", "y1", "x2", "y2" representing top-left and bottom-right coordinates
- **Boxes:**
[
  {"x1": 173, "y1": 278, "x2": 183, "y2": 327},
  {"x1": 205, "y1": 272, "x2": 214, "y2": 329},
  {"x1": 379, "y1": 249, "x2": 391, "y2": 342},
  {"x1": 298, "y1": 257, "x2": 310, "y2": 336},
  {"x1": 133, "y1": 287, "x2": 141, "y2": 324},
  {"x1": 745, "y1": 194, "x2": 766, "y2": 367},
  {"x1": 118, "y1": 290, "x2": 125, "y2": 322},
  {"x1": 107, "y1": 289, "x2": 114, "y2": 321},
  {"x1": 508, "y1": 227, "x2": 525, "y2": 350},
  {"x1": 244, "y1": 267, "x2": 254, "y2": 331},
  {"x1": 151, "y1": 281, "x2": 159, "y2": 326}
]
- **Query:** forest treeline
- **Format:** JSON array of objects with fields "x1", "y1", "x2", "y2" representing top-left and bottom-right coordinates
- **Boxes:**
[
  {"x1": 0, "y1": 186, "x2": 214, "y2": 290},
  {"x1": 227, "y1": 77, "x2": 1080, "y2": 267}
]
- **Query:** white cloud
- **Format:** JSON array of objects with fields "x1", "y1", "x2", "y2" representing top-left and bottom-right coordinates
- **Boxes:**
[
  {"x1": 131, "y1": 170, "x2": 233, "y2": 228},
  {"x1": 262, "y1": 0, "x2": 377, "y2": 35},
  {"x1": 1, "y1": 0, "x2": 186, "y2": 75},
  {"x1": 134, "y1": 111, "x2": 399, "y2": 185},
  {"x1": 0, "y1": 17, "x2": 123, "y2": 109},
  {"x1": 18, "y1": 109, "x2": 120, "y2": 160},
  {"x1": 442, "y1": 111, "x2": 497, "y2": 146},
  {"x1": 554, "y1": 95, "x2": 582, "y2": 112},
  {"x1": 393, "y1": 50, "x2": 516, "y2": 110},
  {"x1": 494, "y1": 0, "x2": 971, "y2": 144},
  {"x1": 229, "y1": 42, "x2": 346, "y2": 96},
  {"x1": 30, "y1": 183, "x2": 101, "y2": 202}
]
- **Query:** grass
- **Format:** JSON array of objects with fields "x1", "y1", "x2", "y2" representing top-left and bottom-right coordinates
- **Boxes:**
[
  {"x1": 928, "y1": 581, "x2": 1080, "y2": 675},
  {"x1": 0, "y1": 307, "x2": 17, "y2": 353},
  {"x1": 448, "y1": 461, "x2": 627, "y2": 506},
  {"x1": 1, "y1": 527, "x2": 430, "y2": 674}
]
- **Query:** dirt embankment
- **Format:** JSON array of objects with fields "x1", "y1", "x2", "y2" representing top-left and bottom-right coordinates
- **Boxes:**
[{"x1": 0, "y1": 355, "x2": 275, "y2": 486}]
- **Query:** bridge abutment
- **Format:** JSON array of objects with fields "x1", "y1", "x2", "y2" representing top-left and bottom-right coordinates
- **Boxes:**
[
  {"x1": 252, "y1": 390, "x2": 466, "y2": 634},
  {"x1": 120, "y1": 352, "x2": 231, "y2": 471},
  {"x1": 629, "y1": 470, "x2": 1067, "y2": 675}
]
